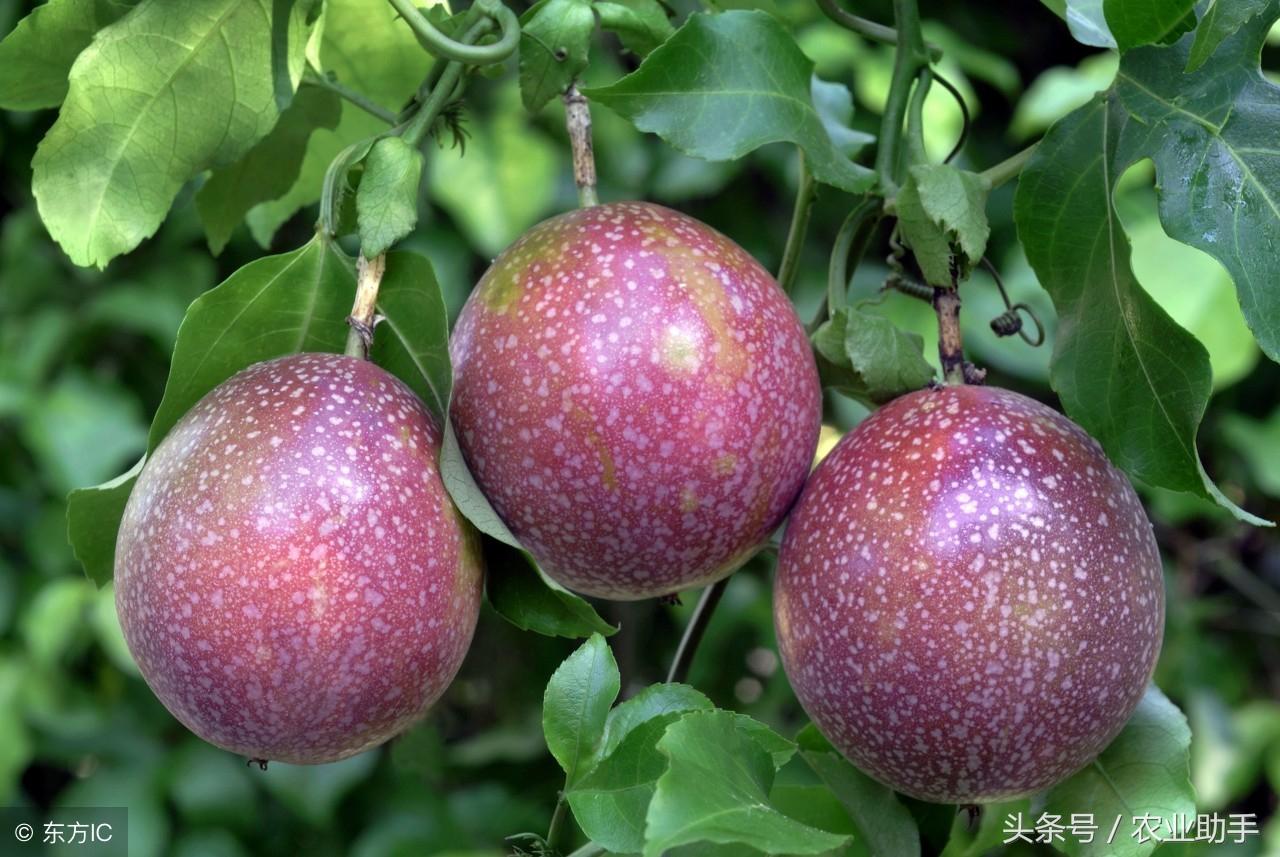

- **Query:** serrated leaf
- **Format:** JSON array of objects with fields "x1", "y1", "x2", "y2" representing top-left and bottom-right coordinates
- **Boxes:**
[
  {"x1": 196, "y1": 86, "x2": 342, "y2": 254},
  {"x1": 1112, "y1": 10, "x2": 1280, "y2": 364},
  {"x1": 1042, "y1": 685, "x2": 1194, "y2": 857},
  {"x1": 486, "y1": 539, "x2": 617, "y2": 638},
  {"x1": 356, "y1": 137, "x2": 424, "y2": 257},
  {"x1": 66, "y1": 457, "x2": 145, "y2": 587},
  {"x1": 147, "y1": 235, "x2": 354, "y2": 449},
  {"x1": 519, "y1": 0, "x2": 595, "y2": 112},
  {"x1": 1186, "y1": 0, "x2": 1270, "y2": 71},
  {"x1": 797, "y1": 724, "x2": 921, "y2": 857},
  {"x1": 595, "y1": 0, "x2": 673, "y2": 56},
  {"x1": 644, "y1": 711, "x2": 849, "y2": 857},
  {"x1": 67, "y1": 235, "x2": 355, "y2": 583},
  {"x1": 0, "y1": 0, "x2": 135, "y2": 110},
  {"x1": 812, "y1": 76, "x2": 875, "y2": 161},
  {"x1": 584, "y1": 11, "x2": 874, "y2": 193},
  {"x1": 1104, "y1": 0, "x2": 1195, "y2": 50},
  {"x1": 543, "y1": 634, "x2": 621, "y2": 785},
  {"x1": 32, "y1": 0, "x2": 314, "y2": 268},
  {"x1": 247, "y1": 0, "x2": 429, "y2": 245},
  {"x1": 595, "y1": 684, "x2": 713, "y2": 765},
  {"x1": 1013, "y1": 91, "x2": 1269, "y2": 526},
  {"x1": 812, "y1": 307, "x2": 935, "y2": 406},
  {"x1": 368, "y1": 251, "x2": 449, "y2": 424},
  {"x1": 896, "y1": 164, "x2": 990, "y2": 287}
]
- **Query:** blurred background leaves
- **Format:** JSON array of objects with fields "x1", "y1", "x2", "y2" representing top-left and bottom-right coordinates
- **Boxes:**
[{"x1": 0, "y1": 0, "x2": 1277, "y2": 854}]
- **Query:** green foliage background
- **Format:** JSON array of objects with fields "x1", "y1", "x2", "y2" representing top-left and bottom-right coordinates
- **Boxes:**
[{"x1": 0, "y1": 0, "x2": 1277, "y2": 854}]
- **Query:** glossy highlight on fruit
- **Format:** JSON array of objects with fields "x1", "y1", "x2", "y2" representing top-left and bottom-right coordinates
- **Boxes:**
[
  {"x1": 115, "y1": 353, "x2": 483, "y2": 764},
  {"x1": 450, "y1": 201, "x2": 822, "y2": 600},
  {"x1": 775, "y1": 384, "x2": 1164, "y2": 803}
]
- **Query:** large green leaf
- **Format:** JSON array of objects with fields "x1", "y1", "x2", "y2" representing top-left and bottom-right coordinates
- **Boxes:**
[
  {"x1": 1185, "y1": 0, "x2": 1271, "y2": 71},
  {"x1": 32, "y1": 0, "x2": 314, "y2": 268},
  {"x1": 595, "y1": 0, "x2": 674, "y2": 57},
  {"x1": 485, "y1": 540, "x2": 617, "y2": 638},
  {"x1": 585, "y1": 11, "x2": 875, "y2": 193},
  {"x1": 1013, "y1": 78, "x2": 1268, "y2": 524},
  {"x1": 367, "y1": 251, "x2": 450, "y2": 424},
  {"x1": 1103, "y1": 0, "x2": 1195, "y2": 50},
  {"x1": 196, "y1": 86, "x2": 341, "y2": 254},
  {"x1": 1113, "y1": 9, "x2": 1280, "y2": 364},
  {"x1": 797, "y1": 725, "x2": 920, "y2": 857},
  {"x1": 644, "y1": 711, "x2": 849, "y2": 856},
  {"x1": 518, "y1": 0, "x2": 595, "y2": 112},
  {"x1": 247, "y1": 0, "x2": 427, "y2": 245},
  {"x1": 66, "y1": 236, "x2": 355, "y2": 584},
  {"x1": 543, "y1": 634, "x2": 620, "y2": 786},
  {"x1": 0, "y1": 0, "x2": 135, "y2": 110},
  {"x1": 1042, "y1": 686, "x2": 1194, "y2": 857}
]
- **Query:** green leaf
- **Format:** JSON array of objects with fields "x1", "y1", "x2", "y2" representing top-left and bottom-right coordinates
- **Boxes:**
[
  {"x1": 569, "y1": 710, "x2": 691, "y2": 854},
  {"x1": 147, "y1": 235, "x2": 353, "y2": 449},
  {"x1": 812, "y1": 307, "x2": 936, "y2": 406},
  {"x1": 246, "y1": 0, "x2": 429, "y2": 245},
  {"x1": 1186, "y1": 0, "x2": 1270, "y2": 71},
  {"x1": 519, "y1": 0, "x2": 595, "y2": 112},
  {"x1": 797, "y1": 724, "x2": 921, "y2": 857},
  {"x1": 356, "y1": 137, "x2": 424, "y2": 257},
  {"x1": 1062, "y1": 0, "x2": 1116, "y2": 47},
  {"x1": 0, "y1": 0, "x2": 134, "y2": 110},
  {"x1": 895, "y1": 163, "x2": 990, "y2": 287},
  {"x1": 584, "y1": 11, "x2": 875, "y2": 193},
  {"x1": 596, "y1": 684, "x2": 713, "y2": 765},
  {"x1": 366, "y1": 251, "x2": 450, "y2": 425},
  {"x1": 1104, "y1": 0, "x2": 1195, "y2": 49},
  {"x1": 485, "y1": 540, "x2": 617, "y2": 638},
  {"x1": 1113, "y1": 11, "x2": 1280, "y2": 365},
  {"x1": 644, "y1": 711, "x2": 849, "y2": 857},
  {"x1": 595, "y1": 0, "x2": 674, "y2": 56},
  {"x1": 66, "y1": 458, "x2": 145, "y2": 587},
  {"x1": 812, "y1": 76, "x2": 875, "y2": 161},
  {"x1": 1013, "y1": 92, "x2": 1268, "y2": 525},
  {"x1": 1042, "y1": 685, "x2": 1194, "y2": 857},
  {"x1": 543, "y1": 634, "x2": 621, "y2": 785},
  {"x1": 440, "y1": 422, "x2": 523, "y2": 547},
  {"x1": 32, "y1": 0, "x2": 314, "y2": 268},
  {"x1": 196, "y1": 86, "x2": 341, "y2": 254}
]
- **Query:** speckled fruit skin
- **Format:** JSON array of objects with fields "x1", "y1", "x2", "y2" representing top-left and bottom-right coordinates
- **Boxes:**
[
  {"x1": 450, "y1": 201, "x2": 822, "y2": 600},
  {"x1": 115, "y1": 353, "x2": 483, "y2": 764},
  {"x1": 775, "y1": 385, "x2": 1164, "y2": 803}
]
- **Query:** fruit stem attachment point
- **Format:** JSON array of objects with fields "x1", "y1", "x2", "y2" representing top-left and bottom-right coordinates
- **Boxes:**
[
  {"x1": 666, "y1": 576, "x2": 730, "y2": 684},
  {"x1": 563, "y1": 85, "x2": 599, "y2": 208},
  {"x1": 933, "y1": 287, "x2": 965, "y2": 385},
  {"x1": 345, "y1": 254, "x2": 386, "y2": 359},
  {"x1": 777, "y1": 150, "x2": 815, "y2": 295}
]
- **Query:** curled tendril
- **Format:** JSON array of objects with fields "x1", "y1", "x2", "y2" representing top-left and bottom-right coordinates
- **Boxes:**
[
  {"x1": 931, "y1": 70, "x2": 970, "y2": 164},
  {"x1": 982, "y1": 257, "x2": 1045, "y2": 347},
  {"x1": 387, "y1": 0, "x2": 519, "y2": 66}
]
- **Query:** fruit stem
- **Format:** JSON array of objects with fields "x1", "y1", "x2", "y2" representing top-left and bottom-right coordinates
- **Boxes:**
[
  {"x1": 546, "y1": 794, "x2": 569, "y2": 848},
  {"x1": 777, "y1": 150, "x2": 815, "y2": 295},
  {"x1": 979, "y1": 142, "x2": 1039, "y2": 189},
  {"x1": 665, "y1": 576, "x2": 730, "y2": 684},
  {"x1": 563, "y1": 85, "x2": 599, "y2": 208},
  {"x1": 933, "y1": 286, "x2": 966, "y2": 385},
  {"x1": 345, "y1": 253, "x2": 386, "y2": 359}
]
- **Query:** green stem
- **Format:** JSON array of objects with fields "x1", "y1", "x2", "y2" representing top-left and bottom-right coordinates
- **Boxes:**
[
  {"x1": 979, "y1": 142, "x2": 1039, "y2": 189},
  {"x1": 386, "y1": 0, "x2": 519, "y2": 65},
  {"x1": 814, "y1": 0, "x2": 941, "y2": 58},
  {"x1": 873, "y1": 0, "x2": 930, "y2": 194},
  {"x1": 302, "y1": 68, "x2": 398, "y2": 125},
  {"x1": 824, "y1": 197, "x2": 882, "y2": 321},
  {"x1": 777, "y1": 151, "x2": 815, "y2": 294},
  {"x1": 904, "y1": 67, "x2": 932, "y2": 167},
  {"x1": 401, "y1": 59, "x2": 466, "y2": 146},
  {"x1": 665, "y1": 577, "x2": 730, "y2": 684},
  {"x1": 546, "y1": 794, "x2": 569, "y2": 849}
]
